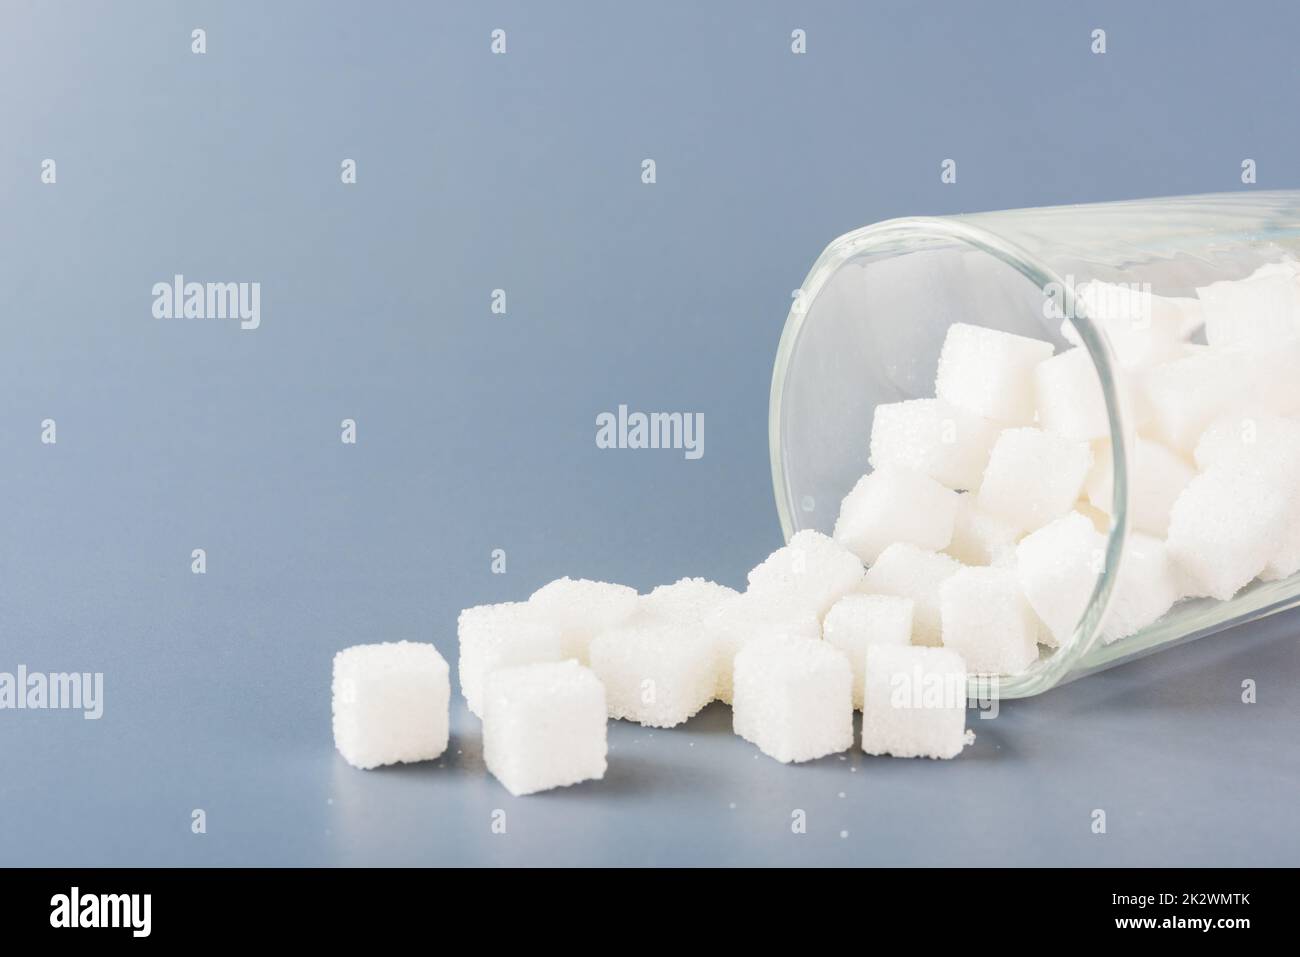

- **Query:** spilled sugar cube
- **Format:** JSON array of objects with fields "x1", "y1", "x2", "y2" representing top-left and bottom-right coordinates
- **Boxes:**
[
  {"x1": 746, "y1": 529, "x2": 864, "y2": 619},
  {"x1": 822, "y1": 593, "x2": 914, "y2": 709},
  {"x1": 482, "y1": 660, "x2": 608, "y2": 796},
  {"x1": 861, "y1": 543, "x2": 964, "y2": 647},
  {"x1": 641, "y1": 576, "x2": 739, "y2": 623},
  {"x1": 588, "y1": 619, "x2": 716, "y2": 728},
  {"x1": 732, "y1": 636, "x2": 854, "y2": 763},
  {"x1": 705, "y1": 591, "x2": 821, "y2": 705},
  {"x1": 457, "y1": 601, "x2": 563, "y2": 718},
  {"x1": 861, "y1": 644, "x2": 969, "y2": 760},
  {"x1": 527, "y1": 577, "x2": 639, "y2": 663},
  {"x1": 332, "y1": 641, "x2": 450, "y2": 770},
  {"x1": 832, "y1": 465, "x2": 959, "y2": 564}
]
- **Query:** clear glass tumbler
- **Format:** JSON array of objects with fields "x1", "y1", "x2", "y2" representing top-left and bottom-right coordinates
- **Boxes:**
[{"x1": 770, "y1": 190, "x2": 1300, "y2": 698}]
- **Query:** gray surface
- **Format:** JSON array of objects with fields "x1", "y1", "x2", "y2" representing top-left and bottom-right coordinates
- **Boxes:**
[{"x1": 1, "y1": 0, "x2": 1298, "y2": 867}]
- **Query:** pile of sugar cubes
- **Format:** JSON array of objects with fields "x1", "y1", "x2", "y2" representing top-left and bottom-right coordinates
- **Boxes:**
[{"x1": 331, "y1": 260, "x2": 1300, "y2": 794}]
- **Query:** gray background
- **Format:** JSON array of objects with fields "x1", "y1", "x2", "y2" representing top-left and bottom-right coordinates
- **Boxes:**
[{"x1": 1, "y1": 0, "x2": 1297, "y2": 866}]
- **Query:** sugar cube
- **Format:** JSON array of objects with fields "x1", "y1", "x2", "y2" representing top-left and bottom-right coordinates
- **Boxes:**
[
  {"x1": 823, "y1": 594, "x2": 914, "y2": 708},
  {"x1": 1102, "y1": 534, "x2": 1181, "y2": 644},
  {"x1": 1262, "y1": 506, "x2": 1300, "y2": 582},
  {"x1": 1193, "y1": 413, "x2": 1300, "y2": 473},
  {"x1": 939, "y1": 567, "x2": 1039, "y2": 675},
  {"x1": 1166, "y1": 463, "x2": 1294, "y2": 600},
  {"x1": 641, "y1": 577, "x2": 739, "y2": 625},
  {"x1": 1197, "y1": 266, "x2": 1300, "y2": 347},
  {"x1": 1250, "y1": 337, "x2": 1300, "y2": 417},
  {"x1": 1084, "y1": 437, "x2": 1195, "y2": 538},
  {"x1": 332, "y1": 641, "x2": 450, "y2": 770},
  {"x1": 832, "y1": 466, "x2": 959, "y2": 564},
  {"x1": 1143, "y1": 347, "x2": 1255, "y2": 455},
  {"x1": 868, "y1": 398, "x2": 1000, "y2": 491},
  {"x1": 1015, "y1": 512, "x2": 1105, "y2": 647},
  {"x1": 704, "y1": 591, "x2": 821, "y2": 705},
  {"x1": 482, "y1": 661, "x2": 607, "y2": 796},
  {"x1": 746, "y1": 529, "x2": 864, "y2": 619},
  {"x1": 935, "y1": 323, "x2": 1054, "y2": 423},
  {"x1": 1034, "y1": 348, "x2": 1112, "y2": 441},
  {"x1": 527, "y1": 577, "x2": 639, "y2": 663},
  {"x1": 588, "y1": 620, "x2": 715, "y2": 727},
  {"x1": 732, "y1": 636, "x2": 853, "y2": 763},
  {"x1": 977, "y1": 428, "x2": 1094, "y2": 536},
  {"x1": 945, "y1": 492, "x2": 1019, "y2": 566},
  {"x1": 1063, "y1": 281, "x2": 1189, "y2": 370},
  {"x1": 861, "y1": 644, "x2": 968, "y2": 760},
  {"x1": 457, "y1": 602, "x2": 563, "y2": 718},
  {"x1": 861, "y1": 543, "x2": 964, "y2": 646}
]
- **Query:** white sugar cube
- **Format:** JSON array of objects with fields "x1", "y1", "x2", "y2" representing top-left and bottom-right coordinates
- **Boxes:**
[
  {"x1": 945, "y1": 492, "x2": 1019, "y2": 566},
  {"x1": 1015, "y1": 512, "x2": 1105, "y2": 647},
  {"x1": 1262, "y1": 507, "x2": 1300, "y2": 582},
  {"x1": 527, "y1": 577, "x2": 639, "y2": 663},
  {"x1": 832, "y1": 466, "x2": 959, "y2": 564},
  {"x1": 732, "y1": 636, "x2": 853, "y2": 763},
  {"x1": 1197, "y1": 267, "x2": 1300, "y2": 347},
  {"x1": 861, "y1": 543, "x2": 964, "y2": 646},
  {"x1": 482, "y1": 661, "x2": 607, "y2": 796},
  {"x1": 1034, "y1": 348, "x2": 1112, "y2": 441},
  {"x1": 935, "y1": 323, "x2": 1054, "y2": 423},
  {"x1": 1167, "y1": 463, "x2": 1294, "y2": 599},
  {"x1": 704, "y1": 591, "x2": 821, "y2": 705},
  {"x1": 332, "y1": 641, "x2": 450, "y2": 770},
  {"x1": 861, "y1": 644, "x2": 969, "y2": 760},
  {"x1": 588, "y1": 620, "x2": 715, "y2": 727},
  {"x1": 1102, "y1": 534, "x2": 1181, "y2": 644},
  {"x1": 457, "y1": 602, "x2": 564, "y2": 718},
  {"x1": 977, "y1": 428, "x2": 1094, "y2": 536},
  {"x1": 1251, "y1": 337, "x2": 1300, "y2": 417},
  {"x1": 746, "y1": 529, "x2": 864, "y2": 619},
  {"x1": 868, "y1": 398, "x2": 1000, "y2": 491},
  {"x1": 641, "y1": 577, "x2": 739, "y2": 625},
  {"x1": 1084, "y1": 437, "x2": 1195, "y2": 538},
  {"x1": 822, "y1": 594, "x2": 914, "y2": 708},
  {"x1": 1063, "y1": 281, "x2": 1190, "y2": 370},
  {"x1": 1143, "y1": 348, "x2": 1255, "y2": 455},
  {"x1": 1194, "y1": 413, "x2": 1300, "y2": 473},
  {"x1": 939, "y1": 567, "x2": 1039, "y2": 675}
]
